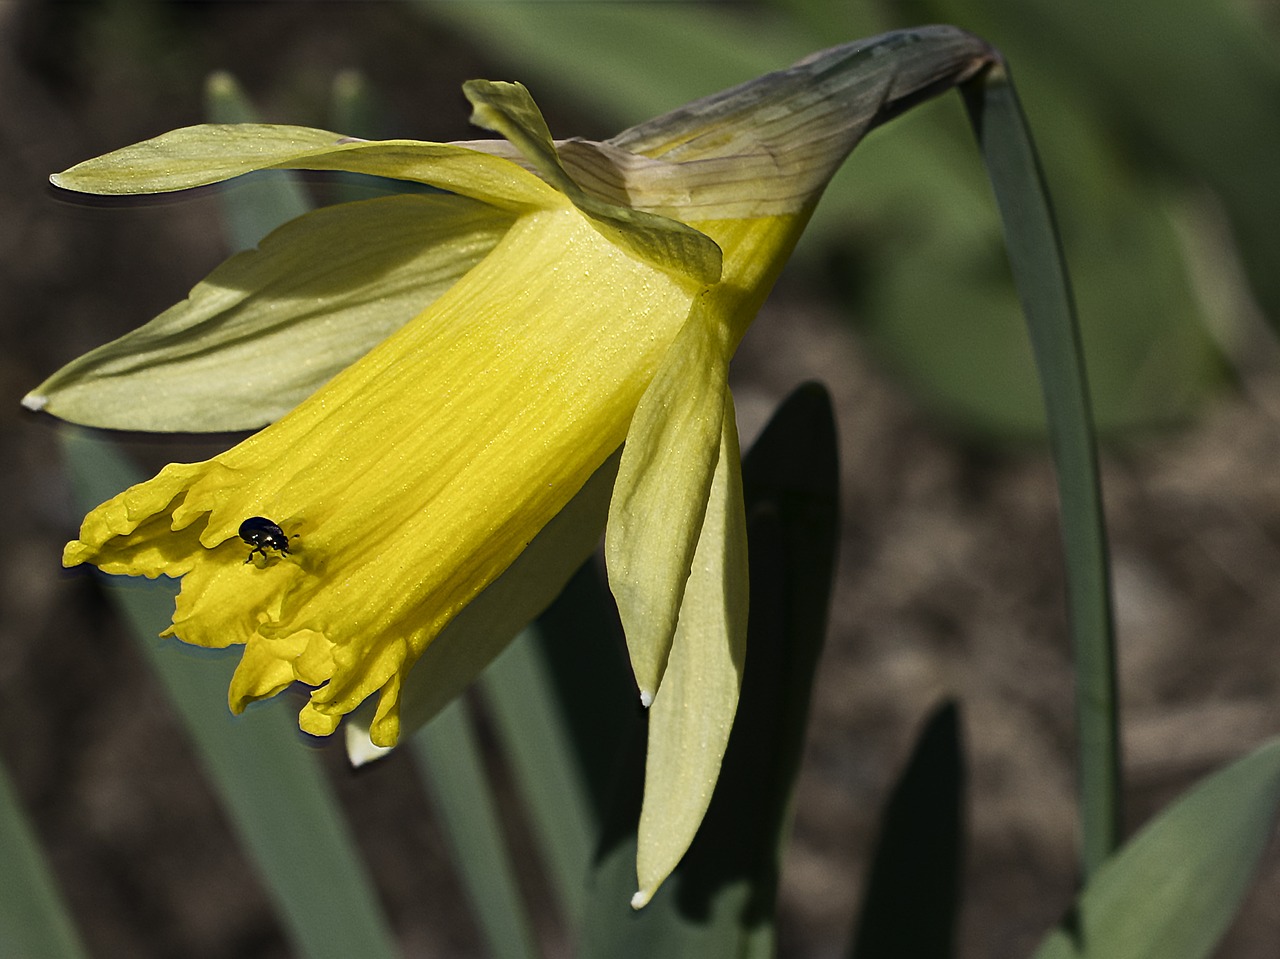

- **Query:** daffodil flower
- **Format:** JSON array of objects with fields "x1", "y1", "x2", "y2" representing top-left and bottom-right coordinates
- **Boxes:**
[{"x1": 29, "y1": 26, "x2": 996, "y2": 903}]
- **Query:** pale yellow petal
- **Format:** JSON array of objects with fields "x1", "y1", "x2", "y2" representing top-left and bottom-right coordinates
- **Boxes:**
[
  {"x1": 51, "y1": 123, "x2": 562, "y2": 212},
  {"x1": 28, "y1": 194, "x2": 513, "y2": 432},
  {"x1": 606, "y1": 295, "x2": 731, "y2": 703},
  {"x1": 633, "y1": 394, "x2": 749, "y2": 908}
]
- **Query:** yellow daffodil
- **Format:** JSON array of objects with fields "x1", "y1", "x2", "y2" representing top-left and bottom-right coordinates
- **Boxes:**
[{"x1": 29, "y1": 26, "x2": 995, "y2": 904}]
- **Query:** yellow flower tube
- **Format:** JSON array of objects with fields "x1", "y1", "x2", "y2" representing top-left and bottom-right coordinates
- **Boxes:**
[
  {"x1": 34, "y1": 26, "x2": 997, "y2": 904},
  {"x1": 66, "y1": 200, "x2": 702, "y2": 740}
]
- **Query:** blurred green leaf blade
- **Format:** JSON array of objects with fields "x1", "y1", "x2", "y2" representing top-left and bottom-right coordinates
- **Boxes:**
[
  {"x1": 925, "y1": 0, "x2": 1280, "y2": 325},
  {"x1": 204, "y1": 70, "x2": 314, "y2": 251},
  {"x1": 481, "y1": 625, "x2": 599, "y2": 927},
  {"x1": 962, "y1": 66, "x2": 1120, "y2": 877},
  {"x1": 411, "y1": 701, "x2": 541, "y2": 959},
  {"x1": 0, "y1": 760, "x2": 89, "y2": 959},
  {"x1": 1033, "y1": 737, "x2": 1280, "y2": 959}
]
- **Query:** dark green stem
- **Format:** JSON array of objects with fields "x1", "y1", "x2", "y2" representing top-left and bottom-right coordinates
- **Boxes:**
[{"x1": 961, "y1": 63, "x2": 1121, "y2": 880}]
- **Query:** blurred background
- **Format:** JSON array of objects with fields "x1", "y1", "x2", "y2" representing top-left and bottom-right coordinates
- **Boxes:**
[{"x1": 3, "y1": 1, "x2": 1279, "y2": 956}]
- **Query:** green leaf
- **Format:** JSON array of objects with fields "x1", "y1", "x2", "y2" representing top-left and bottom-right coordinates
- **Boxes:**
[
  {"x1": 59, "y1": 427, "x2": 398, "y2": 959},
  {"x1": 857, "y1": 0, "x2": 1224, "y2": 437},
  {"x1": 0, "y1": 760, "x2": 89, "y2": 959},
  {"x1": 26, "y1": 194, "x2": 510, "y2": 431},
  {"x1": 204, "y1": 71, "x2": 314, "y2": 252},
  {"x1": 412, "y1": 702, "x2": 540, "y2": 959},
  {"x1": 481, "y1": 628, "x2": 599, "y2": 927},
  {"x1": 329, "y1": 69, "x2": 386, "y2": 143},
  {"x1": 418, "y1": 2, "x2": 819, "y2": 129},
  {"x1": 482, "y1": 563, "x2": 638, "y2": 928},
  {"x1": 962, "y1": 66, "x2": 1120, "y2": 878},
  {"x1": 327, "y1": 70, "x2": 404, "y2": 206},
  {"x1": 580, "y1": 382, "x2": 839, "y2": 957},
  {"x1": 850, "y1": 701, "x2": 965, "y2": 959},
  {"x1": 1032, "y1": 737, "x2": 1280, "y2": 959}
]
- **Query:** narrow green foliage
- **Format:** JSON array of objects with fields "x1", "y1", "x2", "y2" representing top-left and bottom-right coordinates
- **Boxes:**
[
  {"x1": 1033, "y1": 738, "x2": 1280, "y2": 959},
  {"x1": 411, "y1": 701, "x2": 541, "y2": 959},
  {"x1": 482, "y1": 627, "x2": 599, "y2": 927},
  {"x1": 328, "y1": 69, "x2": 402, "y2": 205},
  {"x1": 0, "y1": 761, "x2": 89, "y2": 959},
  {"x1": 931, "y1": 0, "x2": 1280, "y2": 322},
  {"x1": 204, "y1": 71, "x2": 314, "y2": 252},
  {"x1": 482, "y1": 562, "x2": 638, "y2": 935},
  {"x1": 962, "y1": 66, "x2": 1119, "y2": 878}
]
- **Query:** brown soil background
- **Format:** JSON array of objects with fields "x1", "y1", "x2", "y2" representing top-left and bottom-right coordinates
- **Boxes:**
[{"x1": 3, "y1": 3, "x2": 1277, "y2": 957}]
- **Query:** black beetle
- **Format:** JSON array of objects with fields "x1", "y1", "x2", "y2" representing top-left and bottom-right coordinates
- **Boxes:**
[{"x1": 239, "y1": 516, "x2": 292, "y2": 564}]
